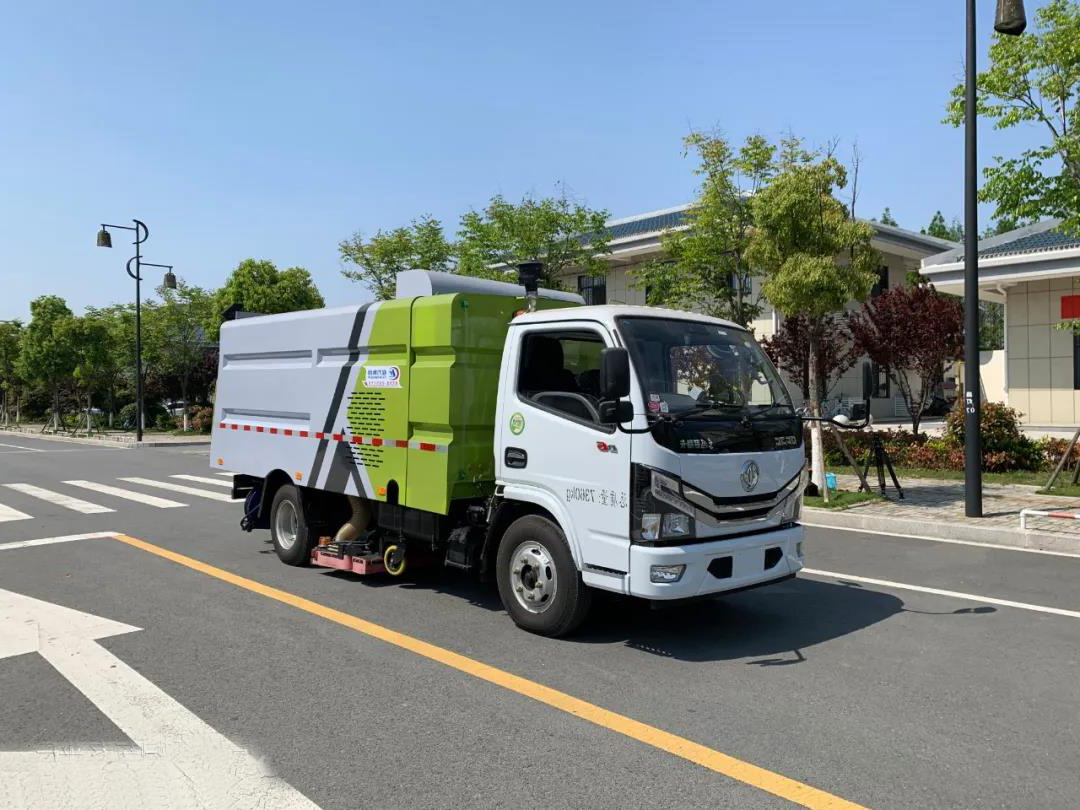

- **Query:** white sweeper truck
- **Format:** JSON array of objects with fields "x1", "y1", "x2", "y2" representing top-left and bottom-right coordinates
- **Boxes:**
[{"x1": 210, "y1": 264, "x2": 806, "y2": 636}]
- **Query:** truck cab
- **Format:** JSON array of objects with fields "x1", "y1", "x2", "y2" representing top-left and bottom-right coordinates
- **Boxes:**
[
  {"x1": 491, "y1": 306, "x2": 804, "y2": 632},
  {"x1": 212, "y1": 271, "x2": 804, "y2": 637}
]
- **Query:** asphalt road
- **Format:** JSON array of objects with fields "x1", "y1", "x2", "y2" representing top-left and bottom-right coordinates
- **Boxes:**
[{"x1": 1, "y1": 433, "x2": 1078, "y2": 809}]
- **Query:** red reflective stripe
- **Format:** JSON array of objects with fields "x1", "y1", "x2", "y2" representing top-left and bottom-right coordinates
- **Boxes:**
[
  {"x1": 299, "y1": 431, "x2": 309, "y2": 438},
  {"x1": 315, "y1": 432, "x2": 325, "y2": 439},
  {"x1": 396, "y1": 440, "x2": 409, "y2": 448},
  {"x1": 284, "y1": 429, "x2": 293, "y2": 436},
  {"x1": 218, "y1": 422, "x2": 226, "y2": 429},
  {"x1": 231, "y1": 424, "x2": 238, "y2": 430},
  {"x1": 255, "y1": 426, "x2": 264, "y2": 433},
  {"x1": 243, "y1": 425, "x2": 251, "y2": 432},
  {"x1": 419, "y1": 442, "x2": 436, "y2": 452},
  {"x1": 269, "y1": 427, "x2": 278, "y2": 434},
  {"x1": 351, "y1": 436, "x2": 362, "y2": 444},
  {"x1": 331, "y1": 433, "x2": 342, "y2": 441},
  {"x1": 371, "y1": 438, "x2": 383, "y2": 446}
]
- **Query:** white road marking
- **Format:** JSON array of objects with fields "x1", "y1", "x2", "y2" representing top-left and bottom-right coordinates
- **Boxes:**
[
  {"x1": 2, "y1": 483, "x2": 114, "y2": 514},
  {"x1": 0, "y1": 587, "x2": 319, "y2": 808},
  {"x1": 802, "y1": 568, "x2": 1080, "y2": 620},
  {"x1": 171, "y1": 474, "x2": 233, "y2": 488},
  {"x1": 0, "y1": 502, "x2": 32, "y2": 523},
  {"x1": 65, "y1": 479, "x2": 187, "y2": 508},
  {"x1": 0, "y1": 441, "x2": 42, "y2": 451},
  {"x1": 0, "y1": 532, "x2": 117, "y2": 552},
  {"x1": 216, "y1": 471, "x2": 234, "y2": 477},
  {"x1": 119, "y1": 477, "x2": 241, "y2": 502},
  {"x1": 802, "y1": 521, "x2": 1080, "y2": 559}
]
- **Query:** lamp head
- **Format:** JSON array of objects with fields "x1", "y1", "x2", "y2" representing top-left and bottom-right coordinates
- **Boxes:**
[
  {"x1": 96, "y1": 227, "x2": 112, "y2": 248},
  {"x1": 163, "y1": 269, "x2": 177, "y2": 290},
  {"x1": 994, "y1": 0, "x2": 1027, "y2": 36}
]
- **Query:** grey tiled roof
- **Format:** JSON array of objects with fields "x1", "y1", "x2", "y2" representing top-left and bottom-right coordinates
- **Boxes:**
[
  {"x1": 978, "y1": 228, "x2": 1080, "y2": 259},
  {"x1": 606, "y1": 209, "x2": 688, "y2": 240}
]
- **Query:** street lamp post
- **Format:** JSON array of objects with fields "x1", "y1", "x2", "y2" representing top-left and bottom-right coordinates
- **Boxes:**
[
  {"x1": 96, "y1": 220, "x2": 176, "y2": 442},
  {"x1": 963, "y1": 0, "x2": 1026, "y2": 518}
]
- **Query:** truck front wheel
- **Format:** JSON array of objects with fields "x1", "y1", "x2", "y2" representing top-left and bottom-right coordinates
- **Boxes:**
[
  {"x1": 270, "y1": 484, "x2": 313, "y2": 566},
  {"x1": 496, "y1": 515, "x2": 591, "y2": 637}
]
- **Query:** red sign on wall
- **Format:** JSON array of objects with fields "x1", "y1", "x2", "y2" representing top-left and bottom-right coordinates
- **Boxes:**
[{"x1": 1062, "y1": 295, "x2": 1080, "y2": 319}]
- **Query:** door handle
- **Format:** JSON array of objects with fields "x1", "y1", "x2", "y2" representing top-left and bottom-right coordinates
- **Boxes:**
[{"x1": 504, "y1": 447, "x2": 527, "y2": 469}]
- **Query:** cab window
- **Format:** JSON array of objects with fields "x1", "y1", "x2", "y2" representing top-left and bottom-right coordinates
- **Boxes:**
[{"x1": 517, "y1": 330, "x2": 606, "y2": 425}]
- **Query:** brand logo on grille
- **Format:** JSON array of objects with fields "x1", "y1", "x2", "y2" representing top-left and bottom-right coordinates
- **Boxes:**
[{"x1": 740, "y1": 460, "x2": 760, "y2": 492}]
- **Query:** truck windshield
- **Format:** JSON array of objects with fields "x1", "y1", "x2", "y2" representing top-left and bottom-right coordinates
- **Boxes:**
[{"x1": 616, "y1": 316, "x2": 793, "y2": 421}]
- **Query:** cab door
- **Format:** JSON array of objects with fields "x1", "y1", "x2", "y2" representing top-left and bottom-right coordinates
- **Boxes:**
[{"x1": 497, "y1": 321, "x2": 631, "y2": 574}]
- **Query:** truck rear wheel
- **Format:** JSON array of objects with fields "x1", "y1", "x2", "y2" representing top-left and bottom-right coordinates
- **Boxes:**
[
  {"x1": 496, "y1": 515, "x2": 591, "y2": 637},
  {"x1": 270, "y1": 484, "x2": 313, "y2": 566}
]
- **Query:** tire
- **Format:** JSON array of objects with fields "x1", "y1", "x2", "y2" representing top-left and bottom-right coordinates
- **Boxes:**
[
  {"x1": 496, "y1": 515, "x2": 592, "y2": 637},
  {"x1": 269, "y1": 484, "x2": 313, "y2": 566}
]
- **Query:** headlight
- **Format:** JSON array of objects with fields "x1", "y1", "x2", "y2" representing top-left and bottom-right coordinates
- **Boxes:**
[
  {"x1": 662, "y1": 513, "x2": 692, "y2": 537},
  {"x1": 631, "y1": 465, "x2": 697, "y2": 543}
]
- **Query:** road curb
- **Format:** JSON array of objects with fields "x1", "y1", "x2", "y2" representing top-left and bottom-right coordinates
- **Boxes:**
[
  {"x1": 803, "y1": 507, "x2": 1080, "y2": 554},
  {"x1": 0, "y1": 429, "x2": 210, "y2": 449}
]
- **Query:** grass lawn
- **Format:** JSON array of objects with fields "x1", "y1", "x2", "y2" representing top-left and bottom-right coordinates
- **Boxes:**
[{"x1": 804, "y1": 490, "x2": 881, "y2": 510}]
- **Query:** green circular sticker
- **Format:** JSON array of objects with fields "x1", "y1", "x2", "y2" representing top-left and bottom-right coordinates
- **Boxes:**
[{"x1": 509, "y1": 412, "x2": 525, "y2": 435}]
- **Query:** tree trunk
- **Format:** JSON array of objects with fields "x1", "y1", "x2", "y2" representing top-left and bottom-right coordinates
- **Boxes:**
[
  {"x1": 808, "y1": 335, "x2": 829, "y2": 503},
  {"x1": 181, "y1": 378, "x2": 189, "y2": 432},
  {"x1": 52, "y1": 389, "x2": 60, "y2": 432},
  {"x1": 86, "y1": 393, "x2": 93, "y2": 434}
]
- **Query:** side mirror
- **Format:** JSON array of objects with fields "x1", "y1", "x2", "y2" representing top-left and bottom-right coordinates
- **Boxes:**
[
  {"x1": 861, "y1": 362, "x2": 874, "y2": 402},
  {"x1": 600, "y1": 347, "x2": 631, "y2": 399},
  {"x1": 598, "y1": 400, "x2": 634, "y2": 425}
]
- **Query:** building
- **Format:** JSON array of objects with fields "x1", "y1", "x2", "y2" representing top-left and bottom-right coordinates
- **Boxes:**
[
  {"x1": 564, "y1": 204, "x2": 957, "y2": 418},
  {"x1": 921, "y1": 219, "x2": 1080, "y2": 426}
]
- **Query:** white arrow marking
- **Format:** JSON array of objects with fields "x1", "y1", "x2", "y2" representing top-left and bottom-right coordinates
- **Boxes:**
[{"x1": 0, "y1": 587, "x2": 319, "y2": 809}]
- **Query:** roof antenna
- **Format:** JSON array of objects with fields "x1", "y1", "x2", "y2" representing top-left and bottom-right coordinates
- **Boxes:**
[{"x1": 517, "y1": 262, "x2": 543, "y2": 312}]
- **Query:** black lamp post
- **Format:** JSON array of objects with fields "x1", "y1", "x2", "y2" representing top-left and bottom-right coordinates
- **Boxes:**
[
  {"x1": 96, "y1": 220, "x2": 175, "y2": 442},
  {"x1": 963, "y1": 0, "x2": 1026, "y2": 517}
]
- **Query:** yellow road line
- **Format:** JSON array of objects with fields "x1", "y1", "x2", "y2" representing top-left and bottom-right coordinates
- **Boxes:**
[{"x1": 112, "y1": 533, "x2": 863, "y2": 809}]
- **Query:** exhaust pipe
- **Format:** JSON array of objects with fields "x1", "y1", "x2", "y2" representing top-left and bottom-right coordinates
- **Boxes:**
[{"x1": 517, "y1": 262, "x2": 543, "y2": 313}]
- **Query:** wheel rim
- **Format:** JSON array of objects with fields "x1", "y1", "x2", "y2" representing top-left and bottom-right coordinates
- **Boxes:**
[
  {"x1": 274, "y1": 499, "x2": 298, "y2": 551},
  {"x1": 508, "y1": 539, "x2": 558, "y2": 614}
]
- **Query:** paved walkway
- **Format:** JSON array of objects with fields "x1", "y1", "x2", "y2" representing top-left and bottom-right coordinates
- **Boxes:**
[
  {"x1": 0, "y1": 425, "x2": 210, "y2": 447},
  {"x1": 810, "y1": 473, "x2": 1080, "y2": 550}
]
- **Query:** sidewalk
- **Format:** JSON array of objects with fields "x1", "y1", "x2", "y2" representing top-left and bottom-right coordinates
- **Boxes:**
[
  {"x1": 807, "y1": 473, "x2": 1080, "y2": 554},
  {"x1": 0, "y1": 424, "x2": 210, "y2": 448}
]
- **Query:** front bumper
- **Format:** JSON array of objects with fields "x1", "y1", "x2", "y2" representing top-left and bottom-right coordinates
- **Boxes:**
[{"x1": 626, "y1": 524, "x2": 803, "y2": 600}]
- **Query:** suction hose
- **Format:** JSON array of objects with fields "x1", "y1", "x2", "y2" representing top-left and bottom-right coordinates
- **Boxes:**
[{"x1": 333, "y1": 496, "x2": 371, "y2": 544}]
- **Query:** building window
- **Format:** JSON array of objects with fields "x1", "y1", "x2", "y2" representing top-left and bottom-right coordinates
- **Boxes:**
[
  {"x1": 577, "y1": 274, "x2": 607, "y2": 305},
  {"x1": 1074, "y1": 334, "x2": 1080, "y2": 390},
  {"x1": 871, "y1": 266, "x2": 889, "y2": 298},
  {"x1": 872, "y1": 362, "x2": 890, "y2": 399}
]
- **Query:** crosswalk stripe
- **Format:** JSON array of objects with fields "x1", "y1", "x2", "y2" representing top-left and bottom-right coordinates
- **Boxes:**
[
  {"x1": 65, "y1": 480, "x2": 187, "y2": 508},
  {"x1": 3, "y1": 483, "x2": 115, "y2": 514},
  {"x1": 0, "y1": 502, "x2": 33, "y2": 523},
  {"x1": 216, "y1": 472, "x2": 233, "y2": 477},
  {"x1": 171, "y1": 474, "x2": 233, "y2": 488},
  {"x1": 119, "y1": 477, "x2": 241, "y2": 503}
]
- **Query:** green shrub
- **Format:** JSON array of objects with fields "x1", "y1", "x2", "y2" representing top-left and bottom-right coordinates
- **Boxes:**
[{"x1": 190, "y1": 406, "x2": 215, "y2": 434}]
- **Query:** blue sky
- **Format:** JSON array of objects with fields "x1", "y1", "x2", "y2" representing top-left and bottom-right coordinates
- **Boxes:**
[{"x1": 0, "y1": 0, "x2": 1053, "y2": 321}]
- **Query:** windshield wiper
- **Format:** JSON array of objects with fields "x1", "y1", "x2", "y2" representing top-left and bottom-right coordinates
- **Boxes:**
[
  {"x1": 666, "y1": 402, "x2": 745, "y2": 422},
  {"x1": 750, "y1": 403, "x2": 795, "y2": 420}
]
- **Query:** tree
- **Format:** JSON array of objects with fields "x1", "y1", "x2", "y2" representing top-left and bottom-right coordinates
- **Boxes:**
[
  {"x1": 16, "y1": 296, "x2": 77, "y2": 431},
  {"x1": 633, "y1": 132, "x2": 774, "y2": 326},
  {"x1": 211, "y1": 259, "x2": 324, "y2": 335},
  {"x1": 0, "y1": 320, "x2": 23, "y2": 425},
  {"x1": 849, "y1": 282, "x2": 965, "y2": 434},
  {"x1": 878, "y1": 207, "x2": 899, "y2": 226},
  {"x1": 945, "y1": 0, "x2": 1080, "y2": 234},
  {"x1": 340, "y1": 216, "x2": 454, "y2": 301},
  {"x1": 86, "y1": 303, "x2": 138, "y2": 427},
  {"x1": 760, "y1": 313, "x2": 858, "y2": 404},
  {"x1": 66, "y1": 314, "x2": 116, "y2": 434},
  {"x1": 923, "y1": 210, "x2": 964, "y2": 242},
  {"x1": 150, "y1": 279, "x2": 214, "y2": 431},
  {"x1": 456, "y1": 193, "x2": 611, "y2": 289},
  {"x1": 747, "y1": 138, "x2": 879, "y2": 499}
]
